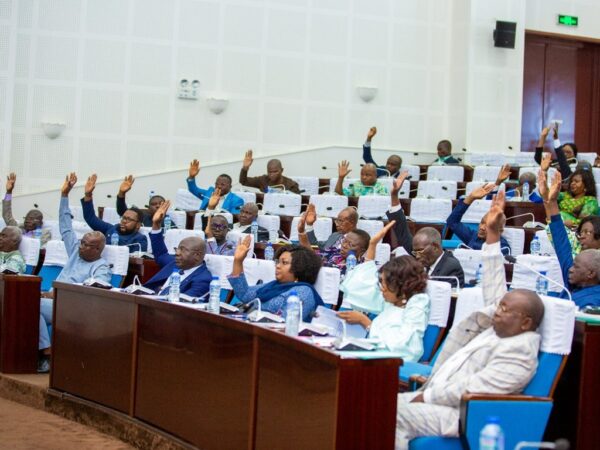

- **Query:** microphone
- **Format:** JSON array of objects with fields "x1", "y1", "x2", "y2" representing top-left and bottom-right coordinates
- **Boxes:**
[
  {"x1": 429, "y1": 275, "x2": 461, "y2": 293},
  {"x1": 245, "y1": 298, "x2": 285, "y2": 323},
  {"x1": 456, "y1": 243, "x2": 475, "y2": 250},
  {"x1": 514, "y1": 439, "x2": 570, "y2": 450},
  {"x1": 106, "y1": 194, "x2": 113, "y2": 198},
  {"x1": 406, "y1": 170, "x2": 429, "y2": 180},
  {"x1": 504, "y1": 213, "x2": 541, "y2": 228},
  {"x1": 266, "y1": 184, "x2": 287, "y2": 193},
  {"x1": 504, "y1": 255, "x2": 573, "y2": 302},
  {"x1": 125, "y1": 242, "x2": 142, "y2": 257},
  {"x1": 321, "y1": 166, "x2": 338, "y2": 172}
]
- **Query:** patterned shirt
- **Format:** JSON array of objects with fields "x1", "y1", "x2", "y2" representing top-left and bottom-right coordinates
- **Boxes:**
[
  {"x1": 558, "y1": 192, "x2": 599, "y2": 226},
  {"x1": 343, "y1": 181, "x2": 388, "y2": 197},
  {"x1": 0, "y1": 250, "x2": 26, "y2": 274}
]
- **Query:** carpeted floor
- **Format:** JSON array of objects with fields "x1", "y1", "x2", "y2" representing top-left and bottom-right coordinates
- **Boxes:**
[{"x1": 0, "y1": 396, "x2": 134, "y2": 449}]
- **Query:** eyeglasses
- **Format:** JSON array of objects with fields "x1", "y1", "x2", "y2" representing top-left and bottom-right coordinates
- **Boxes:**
[
  {"x1": 80, "y1": 241, "x2": 99, "y2": 249},
  {"x1": 210, "y1": 223, "x2": 228, "y2": 231},
  {"x1": 335, "y1": 217, "x2": 352, "y2": 224},
  {"x1": 411, "y1": 243, "x2": 431, "y2": 257},
  {"x1": 497, "y1": 302, "x2": 529, "y2": 318},
  {"x1": 576, "y1": 229, "x2": 595, "y2": 238},
  {"x1": 121, "y1": 216, "x2": 138, "y2": 223}
]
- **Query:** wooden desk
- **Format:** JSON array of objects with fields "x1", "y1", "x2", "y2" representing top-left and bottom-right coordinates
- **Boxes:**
[
  {"x1": 0, "y1": 274, "x2": 42, "y2": 373},
  {"x1": 51, "y1": 283, "x2": 401, "y2": 449},
  {"x1": 123, "y1": 257, "x2": 160, "y2": 286}
]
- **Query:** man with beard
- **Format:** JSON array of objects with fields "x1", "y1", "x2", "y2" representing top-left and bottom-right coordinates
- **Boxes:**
[
  {"x1": 81, "y1": 174, "x2": 148, "y2": 253},
  {"x1": 115, "y1": 174, "x2": 176, "y2": 228}
]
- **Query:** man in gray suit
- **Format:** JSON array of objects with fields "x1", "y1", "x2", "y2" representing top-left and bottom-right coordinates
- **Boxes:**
[
  {"x1": 306, "y1": 207, "x2": 358, "y2": 250},
  {"x1": 395, "y1": 190, "x2": 544, "y2": 448}
]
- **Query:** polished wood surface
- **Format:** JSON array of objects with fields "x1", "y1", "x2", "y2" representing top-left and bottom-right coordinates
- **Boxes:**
[
  {"x1": 50, "y1": 283, "x2": 401, "y2": 449},
  {"x1": 0, "y1": 274, "x2": 41, "y2": 373}
]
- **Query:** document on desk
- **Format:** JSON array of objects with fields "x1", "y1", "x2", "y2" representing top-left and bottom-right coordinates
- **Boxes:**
[{"x1": 311, "y1": 306, "x2": 368, "y2": 339}]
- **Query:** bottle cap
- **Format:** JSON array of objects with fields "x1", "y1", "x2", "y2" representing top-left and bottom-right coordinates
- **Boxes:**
[
  {"x1": 348, "y1": 250, "x2": 356, "y2": 255},
  {"x1": 486, "y1": 416, "x2": 500, "y2": 424},
  {"x1": 212, "y1": 275, "x2": 219, "y2": 280}
]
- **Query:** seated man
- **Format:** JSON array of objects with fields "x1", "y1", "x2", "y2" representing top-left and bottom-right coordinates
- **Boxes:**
[
  {"x1": 144, "y1": 200, "x2": 212, "y2": 297},
  {"x1": 432, "y1": 140, "x2": 460, "y2": 165},
  {"x1": 539, "y1": 169, "x2": 600, "y2": 308},
  {"x1": 3, "y1": 173, "x2": 51, "y2": 245},
  {"x1": 187, "y1": 159, "x2": 244, "y2": 214},
  {"x1": 447, "y1": 183, "x2": 511, "y2": 255},
  {"x1": 395, "y1": 191, "x2": 544, "y2": 448},
  {"x1": 239, "y1": 150, "x2": 300, "y2": 194},
  {"x1": 38, "y1": 173, "x2": 112, "y2": 373},
  {"x1": 232, "y1": 202, "x2": 270, "y2": 242},
  {"x1": 115, "y1": 174, "x2": 176, "y2": 228},
  {"x1": 335, "y1": 161, "x2": 388, "y2": 196},
  {"x1": 306, "y1": 206, "x2": 359, "y2": 251},
  {"x1": 81, "y1": 174, "x2": 148, "y2": 253},
  {"x1": 491, "y1": 165, "x2": 542, "y2": 203},
  {"x1": 363, "y1": 127, "x2": 402, "y2": 178},
  {"x1": 412, "y1": 228, "x2": 465, "y2": 288},
  {"x1": 205, "y1": 214, "x2": 236, "y2": 256},
  {"x1": 0, "y1": 226, "x2": 26, "y2": 273}
]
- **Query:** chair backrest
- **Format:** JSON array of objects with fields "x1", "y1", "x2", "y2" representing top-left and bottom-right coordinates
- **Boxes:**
[
  {"x1": 596, "y1": 183, "x2": 600, "y2": 203},
  {"x1": 426, "y1": 165, "x2": 464, "y2": 182},
  {"x1": 291, "y1": 176, "x2": 319, "y2": 195},
  {"x1": 193, "y1": 211, "x2": 233, "y2": 230},
  {"x1": 520, "y1": 166, "x2": 556, "y2": 182},
  {"x1": 461, "y1": 199, "x2": 491, "y2": 223},
  {"x1": 502, "y1": 227, "x2": 525, "y2": 256},
  {"x1": 422, "y1": 280, "x2": 453, "y2": 360},
  {"x1": 226, "y1": 230, "x2": 254, "y2": 257},
  {"x1": 289, "y1": 217, "x2": 332, "y2": 242},
  {"x1": 101, "y1": 244, "x2": 129, "y2": 287},
  {"x1": 511, "y1": 255, "x2": 563, "y2": 293},
  {"x1": 464, "y1": 181, "x2": 486, "y2": 197},
  {"x1": 43, "y1": 220, "x2": 60, "y2": 240},
  {"x1": 138, "y1": 227, "x2": 153, "y2": 254},
  {"x1": 452, "y1": 248, "x2": 482, "y2": 285},
  {"x1": 101, "y1": 207, "x2": 120, "y2": 224},
  {"x1": 472, "y1": 166, "x2": 502, "y2": 182},
  {"x1": 416, "y1": 181, "x2": 457, "y2": 200},
  {"x1": 204, "y1": 254, "x2": 235, "y2": 289},
  {"x1": 409, "y1": 198, "x2": 452, "y2": 223},
  {"x1": 168, "y1": 210, "x2": 187, "y2": 229},
  {"x1": 71, "y1": 220, "x2": 93, "y2": 240},
  {"x1": 377, "y1": 177, "x2": 394, "y2": 193},
  {"x1": 593, "y1": 167, "x2": 600, "y2": 182},
  {"x1": 232, "y1": 191, "x2": 257, "y2": 205},
  {"x1": 39, "y1": 240, "x2": 68, "y2": 291},
  {"x1": 535, "y1": 229, "x2": 556, "y2": 256},
  {"x1": 69, "y1": 204, "x2": 84, "y2": 221},
  {"x1": 400, "y1": 165, "x2": 421, "y2": 181},
  {"x1": 18, "y1": 236, "x2": 41, "y2": 274},
  {"x1": 396, "y1": 180, "x2": 411, "y2": 199},
  {"x1": 256, "y1": 214, "x2": 280, "y2": 234},
  {"x1": 314, "y1": 266, "x2": 341, "y2": 306},
  {"x1": 309, "y1": 194, "x2": 348, "y2": 218},
  {"x1": 328, "y1": 177, "x2": 360, "y2": 193},
  {"x1": 357, "y1": 195, "x2": 390, "y2": 219},
  {"x1": 374, "y1": 243, "x2": 391, "y2": 266},
  {"x1": 175, "y1": 188, "x2": 201, "y2": 211},
  {"x1": 242, "y1": 258, "x2": 276, "y2": 286},
  {"x1": 451, "y1": 286, "x2": 485, "y2": 328},
  {"x1": 357, "y1": 219, "x2": 383, "y2": 238},
  {"x1": 164, "y1": 229, "x2": 205, "y2": 255},
  {"x1": 0, "y1": 218, "x2": 5, "y2": 229},
  {"x1": 262, "y1": 193, "x2": 301, "y2": 216}
]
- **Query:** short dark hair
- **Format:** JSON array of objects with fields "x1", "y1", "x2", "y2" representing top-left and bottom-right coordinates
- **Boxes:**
[
  {"x1": 570, "y1": 168, "x2": 597, "y2": 198},
  {"x1": 275, "y1": 245, "x2": 322, "y2": 285},
  {"x1": 438, "y1": 140, "x2": 452, "y2": 152},
  {"x1": 379, "y1": 255, "x2": 428, "y2": 302},
  {"x1": 127, "y1": 207, "x2": 144, "y2": 223},
  {"x1": 562, "y1": 142, "x2": 578, "y2": 156},
  {"x1": 218, "y1": 174, "x2": 232, "y2": 184},
  {"x1": 348, "y1": 229, "x2": 370, "y2": 254},
  {"x1": 149, "y1": 195, "x2": 165, "y2": 204},
  {"x1": 579, "y1": 215, "x2": 600, "y2": 241}
]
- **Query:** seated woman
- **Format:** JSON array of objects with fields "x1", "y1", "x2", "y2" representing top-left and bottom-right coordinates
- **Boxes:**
[
  {"x1": 227, "y1": 235, "x2": 324, "y2": 321},
  {"x1": 337, "y1": 222, "x2": 431, "y2": 362},
  {"x1": 556, "y1": 168, "x2": 598, "y2": 227}
]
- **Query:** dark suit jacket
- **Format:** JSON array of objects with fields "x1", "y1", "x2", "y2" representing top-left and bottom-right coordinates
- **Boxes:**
[
  {"x1": 430, "y1": 251, "x2": 465, "y2": 288},
  {"x1": 240, "y1": 224, "x2": 270, "y2": 242},
  {"x1": 307, "y1": 230, "x2": 343, "y2": 250},
  {"x1": 144, "y1": 231, "x2": 212, "y2": 298},
  {"x1": 387, "y1": 207, "x2": 413, "y2": 254}
]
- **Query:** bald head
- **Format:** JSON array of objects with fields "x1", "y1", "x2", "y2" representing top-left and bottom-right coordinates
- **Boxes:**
[
  {"x1": 569, "y1": 249, "x2": 600, "y2": 287},
  {"x1": 0, "y1": 226, "x2": 22, "y2": 252},
  {"x1": 239, "y1": 202, "x2": 259, "y2": 226},
  {"x1": 412, "y1": 227, "x2": 443, "y2": 267},
  {"x1": 386, "y1": 155, "x2": 402, "y2": 176},
  {"x1": 414, "y1": 227, "x2": 441, "y2": 246},
  {"x1": 360, "y1": 163, "x2": 378, "y2": 187},
  {"x1": 23, "y1": 209, "x2": 43, "y2": 232},
  {"x1": 79, "y1": 231, "x2": 105, "y2": 262},
  {"x1": 519, "y1": 172, "x2": 537, "y2": 189},
  {"x1": 175, "y1": 236, "x2": 206, "y2": 270},
  {"x1": 493, "y1": 289, "x2": 545, "y2": 338},
  {"x1": 266, "y1": 159, "x2": 284, "y2": 184}
]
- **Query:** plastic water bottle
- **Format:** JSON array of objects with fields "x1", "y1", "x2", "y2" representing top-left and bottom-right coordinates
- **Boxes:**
[
  {"x1": 208, "y1": 276, "x2": 220, "y2": 313},
  {"x1": 346, "y1": 250, "x2": 357, "y2": 272},
  {"x1": 266, "y1": 186, "x2": 272, "y2": 193},
  {"x1": 163, "y1": 215, "x2": 172, "y2": 231},
  {"x1": 251, "y1": 220, "x2": 259, "y2": 242},
  {"x1": 530, "y1": 235, "x2": 541, "y2": 255},
  {"x1": 522, "y1": 181, "x2": 530, "y2": 202},
  {"x1": 34, "y1": 227, "x2": 42, "y2": 241},
  {"x1": 264, "y1": 242, "x2": 274, "y2": 261},
  {"x1": 285, "y1": 291, "x2": 301, "y2": 336},
  {"x1": 110, "y1": 232, "x2": 119, "y2": 246},
  {"x1": 479, "y1": 416, "x2": 505, "y2": 450},
  {"x1": 536, "y1": 270, "x2": 549, "y2": 296},
  {"x1": 475, "y1": 263, "x2": 483, "y2": 286},
  {"x1": 168, "y1": 269, "x2": 180, "y2": 302}
]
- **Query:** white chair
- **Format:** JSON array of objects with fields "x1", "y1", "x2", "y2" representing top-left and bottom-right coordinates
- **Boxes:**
[
  {"x1": 39, "y1": 239, "x2": 68, "y2": 291},
  {"x1": 101, "y1": 244, "x2": 129, "y2": 286},
  {"x1": 377, "y1": 177, "x2": 394, "y2": 193},
  {"x1": 596, "y1": 183, "x2": 600, "y2": 203},
  {"x1": 502, "y1": 227, "x2": 525, "y2": 256},
  {"x1": 204, "y1": 255, "x2": 235, "y2": 290},
  {"x1": 309, "y1": 194, "x2": 348, "y2": 218},
  {"x1": 232, "y1": 191, "x2": 257, "y2": 205},
  {"x1": 101, "y1": 207, "x2": 120, "y2": 224},
  {"x1": 577, "y1": 153, "x2": 597, "y2": 165},
  {"x1": 452, "y1": 286, "x2": 484, "y2": 325},
  {"x1": 291, "y1": 176, "x2": 319, "y2": 195},
  {"x1": 139, "y1": 227, "x2": 153, "y2": 254},
  {"x1": 164, "y1": 229, "x2": 205, "y2": 255},
  {"x1": 314, "y1": 266, "x2": 341, "y2": 307},
  {"x1": 193, "y1": 212, "x2": 233, "y2": 230},
  {"x1": 535, "y1": 229, "x2": 556, "y2": 256},
  {"x1": 374, "y1": 243, "x2": 391, "y2": 266},
  {"x1": 174, "y1": 188, "x2": 200, "y2": 211},
  {"x1": 462, "y1": 199, "x2": 492, "y2": 223},
  {"x1": 519, "y1": 167, "x2": 556, "y2": 184},
  {"x1": 396, "y1": 180, "x2": 411, "y2": 199},
  {"x1": 464, "y1": 181, "x2": 486, "y2": 197},
  {"x1": 289, "y1": 217, "x2": 332, "y2": 242},
  {"x1": 257, "y1": 214, "x2": 281, "y2": 234},
  {"x1": 409, "y1": 198, "x2": 452, "y2": 223},
  {"x1": 0, "y1": 218, "x2": 5, "y2": 229},
  {"x1": 72, "y1": 220, "x2": 93, "y2": 240},
  {"x1": 426, "y1": 165, "x2": 464, "y2": 182},
  {"x1": 416, "y1": 181, "x2": 457, "y2": 200},
  {"x1": 592, "y1": 167, "x2": 600, "y2": 181},
  {"x1": 452, "y1": 248, "x2": 483, "y2": 285},
  {"x1": 328, "y1": 177, "x2": 360, "y2": 194},
  {"x1": 401, "y1": 165, "x2": 421, "y2": 181},
  {"x1": 425, "y1": 280, "x2": 452, "y2": 329},
  {"x1": 43, "y1": 220, "x2": 60, "y2": 240},
  {"x1": 18, "y1": 237, "x2": 41, "y2": 274},
  {"x1": 472, "y1": 166, "x2": 503, "y2": 182},
  {"x1": 357, "y1": 195, "x2": 390, "y2": 219},
  {"x1": 69, "y1": 205, "x2": 84, "y2": 222},
  {"x1": 357, "y1": 219, "x2": 383, "y2": 238},
  {"x1": 262, "y1": 193, "x2": 301, "y2": 216},
  {"x1": 511, "y1": 255, "x2": 563, "y2": 294},
  {"x1": 242, "y1": 258, "x2": 276, "y2": 286},
  {"x1": 167, "y1": 210, "x2": 187, "y2": 229},
  {"x1": 226, "y1": 230, "x2": 254, "y2": 258}
]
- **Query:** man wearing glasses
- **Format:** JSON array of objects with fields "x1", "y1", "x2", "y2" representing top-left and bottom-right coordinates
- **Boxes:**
[
  {"x1": 305, "y1": 207, "x2": 358, "y2": 251},
  {"x1": 143, "y1": 200, "x2": 212, "y2": 297},
  {"x1": 81, "y1": 173, "x2": 148, "y2": 253}
]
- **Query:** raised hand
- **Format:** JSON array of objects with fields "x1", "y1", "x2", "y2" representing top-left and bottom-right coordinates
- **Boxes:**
[
  {"x1": 118, "y1": 174, "x2": 134, "y2": 196},
  {"x1": 537, "y1": 168, "x2": 549, "y2": 201},
  {"x1": 242, "y1": 150, "x2": 253, "y2": 170},
  {"x1": 548, "y1": 170, "x2": 562, "y2": 202},
  {"x1": 233, "y1": 234, "x2": 252, "y2": 261},
  {"x1": 495, "y1": 164, "x2": 511, "y2": 185},
  {"x1": 371, "y1": 220, "x2": 396, "y2": 245},
  {"x1": 152, "y1": 199, "x2": 171, "y2": 229},
  {"x1": 367, "y1": 126, "x2": 377, "y2": 141},
  {"x1": 5, "y1": 172, "x2": 16, "y2": 194},
  {"x1": 61, "y1": 172, "x2": 77, "y2": 197},
  {"x1": 188, "y1": 159, "x2": 200, "y2": 178},
  {"x1": 485, "y1": 190, "x2": 506, "y2": 241},
  {"x1": 207, "y1": 187, "x2": 221, "y2": 210},
  {"x1": 466, "y1": 182, "x2": 495, "y2": 204},
  {"x1": 552, "y1": 122, "x2": 559, "y2": 140},
  {"x1": 540, "y1": 153, "x2": 552, "y2": 172},
  {"x1": 392, "y1": 171, "x2": 409, "y2": 193},
  {"x1": 338, "y1": 160, "x2": 352, "y2": 179},
  {"x1": 305, "y1": 203, "x2": 316, "y2": 226},
  {"x1": 84, "y1": 174, "x2": 97, "y2": 197}
]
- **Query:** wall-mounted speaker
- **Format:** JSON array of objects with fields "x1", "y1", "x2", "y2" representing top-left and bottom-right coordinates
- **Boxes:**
[{"x1": 493, "y1": 21, "x2": 516, "y2": 49}]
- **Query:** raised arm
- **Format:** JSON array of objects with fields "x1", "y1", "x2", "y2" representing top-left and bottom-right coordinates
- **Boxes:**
[
  {"x1": 231, "y1": 234, "x2": 252, "y2": 277},
  {"x1": 59, "y1": 173, "x2": 79, "y2": 255},
  {"x1": 297, "y1": 204, "x2": 316, "y2": 250},
  {"x1": 482, "y1": 190, "x2": 508, "y2": 307},
  {"x1": 362, "y1": 126, "x2": 379, "y2": 166},
  {"x1": 335, "y1": 160, "x2": 352, "y2": 196},
  {"x1": 365, "y1": 220, "x2": 396, "y2": 261},
  {"x1": 534, "y1": 127, "x2": 549, "y2": 165},
  {"x1": 149, "y1": 200, "x2": 171, "y2": 265},
  {"x1": 447, "y1": 183, "x2": 495, "y2": 243},
  {"x1": 186, "y1": 159, "x2": 211, "y2": 200},
  {"x1": 2, "y1": 173, "x2": 18, "y2": 226},
  {"x1": 494, "y1": 164, "x2": 511, "y2": 187},
  {"x1": 116, "y1": 175, "x2": 134, "y2": 216},
  {"x1": 81, "y1": 174, "x2": 111, "y2": 234},
  {"x1": 203, "y1": 188, "x2": 221, "y2": 238}
]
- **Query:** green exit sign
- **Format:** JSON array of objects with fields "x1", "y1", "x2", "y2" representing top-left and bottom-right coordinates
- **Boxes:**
[{"x1": 558, "y1": 14, "x2": 578, "y2": 26}]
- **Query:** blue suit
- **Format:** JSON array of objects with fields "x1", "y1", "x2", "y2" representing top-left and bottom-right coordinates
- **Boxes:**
[
  {"x1": 186, "y1": 179, "x2": 244, "y2": 214},
  {"x1": 144, "y1": 231, "x2": 213, "y2": 298}
]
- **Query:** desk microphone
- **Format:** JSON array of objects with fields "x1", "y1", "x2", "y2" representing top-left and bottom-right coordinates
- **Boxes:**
[
  {"x1": 124, "y1": 242, "x2": 143, "y2": 257},
  {"x1": 514, "y1": 439, "x2": 570, "y2": 450},
  {"x1": 503, "y1": 255, "x2": 572, "y2": 302},
  {"x1": 504, "y1": 213, "x2": 541, "y2": 228},
  {"x1": 429, "y1": 275, "x2": 461, "y2": 293}
]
